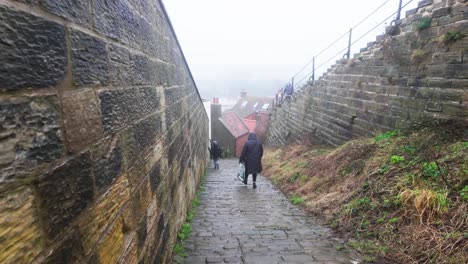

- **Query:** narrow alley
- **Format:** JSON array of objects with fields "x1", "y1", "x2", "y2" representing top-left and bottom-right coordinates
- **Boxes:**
[{"x1": 181, "y1": 159, "x2": 361, "y2": 264}]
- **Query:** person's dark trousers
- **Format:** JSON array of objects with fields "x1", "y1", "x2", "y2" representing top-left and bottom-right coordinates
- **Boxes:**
[{"x1": 243, "y1": 173, "x2": 257, "y2": 188}]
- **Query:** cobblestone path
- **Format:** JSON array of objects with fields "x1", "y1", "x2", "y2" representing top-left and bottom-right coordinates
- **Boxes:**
[{"x1": 181, "y1": 159, "x2": 361, "y2": 264}]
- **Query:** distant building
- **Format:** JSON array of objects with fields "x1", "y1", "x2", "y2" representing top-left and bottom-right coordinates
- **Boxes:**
[
  {"x1": 229, "y1": 90, "x2": 274, "y2": 118},
  {"x1": 211, "y1": 91, "x2": 273, "y2": 157}
]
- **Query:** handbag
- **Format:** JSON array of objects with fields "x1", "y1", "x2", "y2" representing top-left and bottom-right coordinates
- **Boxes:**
[{"x1": 237, "y1": 163, "x2": 245, "y2": 182}]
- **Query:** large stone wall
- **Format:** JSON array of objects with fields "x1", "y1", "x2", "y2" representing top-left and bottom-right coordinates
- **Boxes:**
[
  {"x1": 0, "y1": 0, "x2": 208, "y2": 263},
  {"x1": 267, "y1": 0, "x2": 467, "y2": 146}
]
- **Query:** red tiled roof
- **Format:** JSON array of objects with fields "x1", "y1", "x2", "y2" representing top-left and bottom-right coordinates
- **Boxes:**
[
  {"x1": 220, "y1": 111, "x2": 249, "y2": 138},
  {"x1": 243, "y1": 119, "x2": 256, "y2": 132}
]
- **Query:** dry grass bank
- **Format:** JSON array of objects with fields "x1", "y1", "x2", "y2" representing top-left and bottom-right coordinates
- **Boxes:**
[{"x1": 262, "y1": 122, "x2": 467, "y2": 263}]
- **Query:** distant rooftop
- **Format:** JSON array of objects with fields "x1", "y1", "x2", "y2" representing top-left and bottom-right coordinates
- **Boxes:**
[
  {"x1": 230, "y1": 91, "x2": 274, "y2": 118},
  {"x1": 219, "y1": 111, "x2": 249, "y2": 139}
]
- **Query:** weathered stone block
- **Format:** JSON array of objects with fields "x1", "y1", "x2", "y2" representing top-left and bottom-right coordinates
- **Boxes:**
[
  {"x1": 126, "y1": 87, "x2": 160, "y2": 121},
  {"x1": 119, "y1": 234, "x2": 138, "y2": 263},
  {"x1": 148, "y1": 161, "x2": 161, "y2": 193},
  {"x1": 99, "y1": 89, "x2": 129, "y2": 134},
  {"x1": 135, "y1": 115, "x2": 162, "y2": 152},
  {"x1": 35, "y1": 152, "x2": 94, "y2": 239},
  {"x1": 91, "y1": 139, "x2": 123, "y2": 193},
  {"x1": 0, "y1": 96, "x2": 63, "y2": 182},
  {"x1": 109, "y1": 44, "x2": 132, "y2": 86},
  {"x1": 432, "y1": 7, "x2": 451, "y2": 18},
  {"x1": 93, "y1": 0, "x2": 126, "y2": 40},
  {"x1": 130, "y1": 177, "x2": 152, "y2": 222},
  {"x1": 43, "y1": 230, "x2": 85, "y2": 263},
  {"x1": 12, "y1": 0, "x2": 37, "y2": 3},
  {"x1": 39, "y1": 0, "x2": 91, "y2": 26},
  {"x1": 119, "y1": 128, "x2": 140, "y2": 169},
  {"x1": 99, "y1": 87, "x2": 160, "y2": 134},
  {"x1": 0, "y1": 6, "x2": 66, "y2": 91},
  {"x1": 165, "y1": 102, "x2": 183, "y2": 129},
  {"x1": 406, "y1": 8, "x2": 418, "y2": 16},
  {"x1": 62, "y1": 89, "x2": 103, "y2": 153},
  {"x1": 93, "y1": 0, "x2": 147, "y2": 48},
  {"x1": 425, "y1": 101, "x2": 443, "y2": 112},
  {"x1": 418, "y1": 0, "x2": 433, "y2": 8},
  {"x1": 164, "y1": 87, "x2": 185, "y2": 106},
  {"x1": 130, "y1": 54, "x2": 156, "y2": 85},
  {"x1": 154, "y1": 220, "x2": 170, "y2": 263},
  {"x1": 136, "y1": 215, "x2": 147, "y2": 252},
  {"x1": 97, "y1": 217, "x2": 125, "y2": 264},
  {"x1": 0, "y1": 185, "x2": 43, "y2": 264},
  {"x1": 70, "y1": 29, "x2": 109, "y2": 86},
  {"x1": 79, "y1": 176, "x2": 129, "y2": 253},
  {"x1": 442, "y1": 102, "x2": 466, "y2": 116}
]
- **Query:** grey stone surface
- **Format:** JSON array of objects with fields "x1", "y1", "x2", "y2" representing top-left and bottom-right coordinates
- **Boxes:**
[
  {"x1": 182, "y1": 159, "x2": 361, "y2": 264},
  {"x1": 70, "y1": 29, "x2": 109, "y2": 86},
  {"x1": 39, "y1": 0, "x2": 91, "y2": 26},
  {"x1": 35, "y1": 152, "x2": 94, "y2": 239},
  {"x1": 0, "y1": 96, "x2": 64, "y2": 182},
  {"x1": 0, "y1": 6, "x2": 66, "y2": 91}
]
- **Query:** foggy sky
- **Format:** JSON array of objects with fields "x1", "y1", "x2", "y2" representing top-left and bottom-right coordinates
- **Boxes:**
[{"x1": 163, "y1": 0, "x2": 419, "y2": 101}]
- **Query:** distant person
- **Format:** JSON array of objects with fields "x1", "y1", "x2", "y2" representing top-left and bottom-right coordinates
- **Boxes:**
[
  {"x1": 239, "y1": 133, "x2": 263, "y2": 189},
  {"x1": 275, "y1": 89, "x2": 283, "y2": 106},
  {"x1": 284, "y1": 83, "x2": 294, "y2": 98},
  {"x1": 209, "y1": 140, "x2": 222, "y2": 169}
]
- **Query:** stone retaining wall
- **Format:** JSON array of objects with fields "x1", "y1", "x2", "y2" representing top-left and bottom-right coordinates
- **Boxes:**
[
  {"x1": 267, "y1": 0, "x2": 467, "y2": 146},
  {"x1": 0, "y1": 0, "x2": 208, "y2": 263}
]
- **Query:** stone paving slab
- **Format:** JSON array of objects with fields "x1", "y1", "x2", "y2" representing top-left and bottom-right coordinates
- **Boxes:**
[{"x1": 181, "y1": 159, "x2": 361, "y2": 264}]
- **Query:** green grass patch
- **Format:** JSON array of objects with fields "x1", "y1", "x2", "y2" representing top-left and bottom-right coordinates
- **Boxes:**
[
  {"x1": 289, "y1": 172, "x2": 301, "y2": 183},
  {"x1": 439, "y1": 31, "x2": 466, "y2": 45},
  {"x1": 173, "y1": 169, "x2": 208, "y2": 258},
  {"x1": 178, "y1": 223, "x2": 192, "y2": 240},
  {"x1": 379, "y1": 165, "x2": 389, "y2": 174},
  {"x1": 402, "y1": 145, "x2": 416, "y2": 155},
  {"x1": 291, "y1": 196, "x2": 305, "y2": 205},
  {"x1": 390, "y1": 155, "x2": 405, "y2": 164},
  {"x1": 173, "y1": 242, "x2": 187, "y2": 257},
  {"x1": 459, "y1": 186, "x2": 468, "y2": 201},
  {"x1": 340, "y1": 166, "x2": 353, "y2": 176},
  {"x1": 422, "y1": 161, "x2": 440, "y2": 178},
  {"x1": 376, "y1": 217, "x2": 385, "y2": 224},
  {"x1": 374, "y1": 130, "x2": 397, "y2": 142}
]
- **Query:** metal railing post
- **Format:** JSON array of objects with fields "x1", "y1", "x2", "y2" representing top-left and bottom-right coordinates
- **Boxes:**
[
  {"x1": 312, "y1": 57, "x2": 315, "y2": 83},
  {"x1": 291, "y1": 77, "x2": 294, "y2": 90},
  {"x1": 396, "y1": 0, "x2": 403, "y2": 20},
  {"x1": 346, "y1": 28, "x2": 352, "y2": 59}
]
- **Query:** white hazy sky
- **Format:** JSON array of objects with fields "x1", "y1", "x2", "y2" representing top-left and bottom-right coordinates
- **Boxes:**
[{"x1": 163, "y1": 0, "x2": 418, "y2": 100}]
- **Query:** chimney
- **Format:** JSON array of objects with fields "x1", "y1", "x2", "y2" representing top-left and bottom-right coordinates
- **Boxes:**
[
  {"x1": 212, "y1": 97, "x2": 220, "y2": 104},
  {"x1": 240, "y1": 90, "x2": 247, "y2": 98}
]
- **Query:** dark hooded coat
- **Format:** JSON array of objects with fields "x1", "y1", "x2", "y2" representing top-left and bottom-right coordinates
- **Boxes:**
[
  {"x1": 210, "y1": 141, "x2": 222, "y2": 159},
  {"x1": 239, "y1": 133, "x2": 263, "y2": 175}
]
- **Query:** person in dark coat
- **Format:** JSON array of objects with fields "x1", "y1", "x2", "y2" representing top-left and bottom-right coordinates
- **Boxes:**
[
  {"x1": 209, "y1": 140, "x2": 222, "y2": 169},
  {"x1": 239, "y1": 133, "x2": 263, "y2": 189}
]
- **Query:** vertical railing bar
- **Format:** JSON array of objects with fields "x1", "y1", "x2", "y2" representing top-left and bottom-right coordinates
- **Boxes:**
[
  {"x1": 312, "y1": 57, "x2": 315, "y2": 84},
  {"x1": 346, "y1": 28, "x2": 352, "y2": 59},
  {"x1": 396, "y1": 0, "x2": 403, "y2": 20}
]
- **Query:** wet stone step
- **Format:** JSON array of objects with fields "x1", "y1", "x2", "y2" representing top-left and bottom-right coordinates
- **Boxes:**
[{"x1": 180, "y1": 159, "x2": 361, "y2": 264}]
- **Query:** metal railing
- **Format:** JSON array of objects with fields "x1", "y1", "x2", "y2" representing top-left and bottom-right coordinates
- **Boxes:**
[{"x1": 278, "y1": 0, "x2": 416, "y2": 96}]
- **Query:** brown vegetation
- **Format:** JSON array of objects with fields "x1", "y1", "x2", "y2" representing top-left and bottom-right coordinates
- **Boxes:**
[{"x1": 263, "y1": 122, "x2": 467, "y2": 263}]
